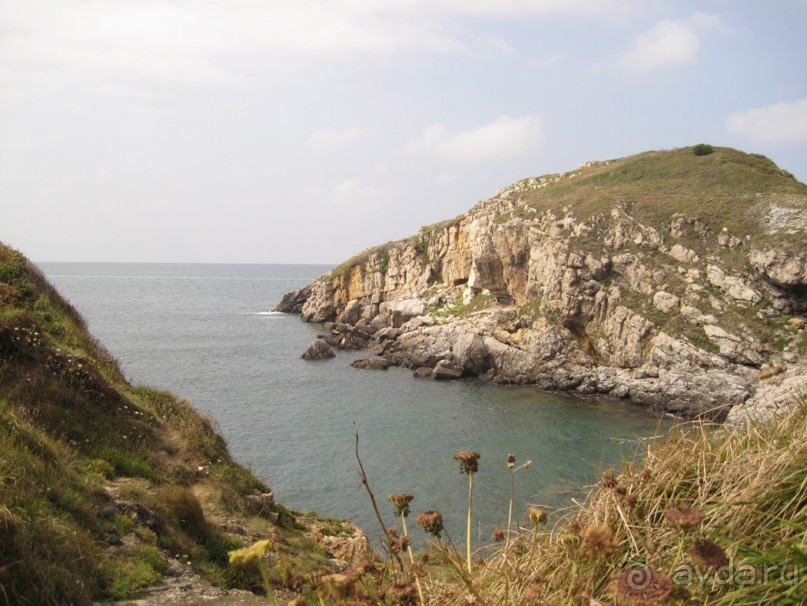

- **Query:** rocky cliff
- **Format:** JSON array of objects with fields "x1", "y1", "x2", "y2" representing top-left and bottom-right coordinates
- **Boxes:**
[{"x1": 277, "y1": 147, "x2": 807, "y2": 419}]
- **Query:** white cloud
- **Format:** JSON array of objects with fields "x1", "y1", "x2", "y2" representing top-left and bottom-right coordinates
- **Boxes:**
[
  {"x1": 617, "y1": 19, "x2": 700, "y2": 71},
  {"x1": 408, "y1": 115, "x2": 544, "y2": 164},
  {"x1": 615, "y1": 13, "x2": 728, "y2": 72},
  {"x1": 725, "y1": 99, "x2": 807, "y2": 144},
  {"x1": 0, "y1": 0, "x2": 641, "y2": 93}
]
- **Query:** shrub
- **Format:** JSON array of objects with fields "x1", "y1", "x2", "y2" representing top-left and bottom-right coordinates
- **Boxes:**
[
  {"x1": 692, "y1": 143, "x2": 714, "y2": 156},
  {"x1": 158, "y1": 485, "x2": 209, "y2": 540}
]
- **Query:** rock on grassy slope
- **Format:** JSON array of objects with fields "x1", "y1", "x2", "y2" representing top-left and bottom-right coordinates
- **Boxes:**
[
  {"x1": 0, "y1": 244, "x2": 367, "y2": 605},
  {"x1": 278, "y1": 146, "x2": 807, "y2": 419}
]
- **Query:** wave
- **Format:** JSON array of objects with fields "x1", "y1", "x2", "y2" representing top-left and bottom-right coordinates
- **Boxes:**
[{"x1": 249, "y1": 311, "x2": 286, "y2": 316}]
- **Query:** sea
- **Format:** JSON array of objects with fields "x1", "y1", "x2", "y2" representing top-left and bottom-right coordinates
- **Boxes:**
[{"x1": 40, "y1": 262, "x2": 671, "y2": 546}]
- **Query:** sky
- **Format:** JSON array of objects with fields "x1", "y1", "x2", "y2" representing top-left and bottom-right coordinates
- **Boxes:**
[{"x1": 1, "y1": 1, "x2": 806, "y2": 265}]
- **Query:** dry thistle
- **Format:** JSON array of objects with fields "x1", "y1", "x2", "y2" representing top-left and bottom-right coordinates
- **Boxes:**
[
  {"x1": 453, "y1": 450, "x2": 480, "y2": 474},
  {"x1": 318, "y1": 572, "x2": 358, "y2": 600},
  {"x1": 384, "y1": 582, "x2": 419, "y2": 605},
  {"x1": 581, "y1": 525, "x2": 619, "y2": 558},
  {"x1": 601, "y1": 468, "x2": 618, "y2": 489},
  {"x1": 690, "y1": 539, "x2": 729, "y2": 571},
  {"x1": 389, "y1": 492, "x2": 423, "y2": 603},
  {"x1": 454, "y1": 450, "x2": 480, "y2": 573},
  {"x1": 507, "y1": 453, "x2": 516, "y2": 468},
  {"x1": 386, "y1": 528, "x2": 403, "y2": 555},
  {"x1": 528, "y1": 507, "x2": 549, "y2": 526},
  {"x1": 613, "y1": 567, "x2": 673, "y2": 604},
  {"x1": 524, "y1": 581, "x2": 544, "y2": 601},
  {"x1": 664, "y1": 505, "x2": 705, "y2": 530},
  {"x1": 492, "y1": 527, "x2": 506, "y2": 542},
  {"x1": 416, "y1": 509, "x2": 444, "y2": 537},
  {"x1": 388, "y1": 492, "x2": 414, "y2": 518}
]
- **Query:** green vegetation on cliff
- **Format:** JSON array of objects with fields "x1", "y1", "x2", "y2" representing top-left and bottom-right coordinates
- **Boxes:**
[
  {"x1": 0, "y1": 244, "x2": 335, "y2": 605},
  {"x1": 510, "y1": 146, "x2": 806, "y2": 254}
]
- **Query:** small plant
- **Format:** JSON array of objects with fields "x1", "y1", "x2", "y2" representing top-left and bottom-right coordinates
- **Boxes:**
[
  {"x1": 505, "y1": 454, "x2": 532, "y2": 548},
  {"x1": 388, "y1": 492, "x2": 424, "y2": 604},
  {"x1": 692, "y1": 143, "x2": 714, "y2": 156},
  {"x1": 228, "y1": 539, "x2": 277, "y2": 605},
  {"x1": 453, "y1": 450, "x2": 480, "y2": 573}
]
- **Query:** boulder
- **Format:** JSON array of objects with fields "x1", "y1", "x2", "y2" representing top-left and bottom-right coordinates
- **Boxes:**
[
  {"x1": 351, "y1": 358, "x2": 390, "y2": 370},
  {"x1": 452, "y1": 332, "x2": 491, "y2": 374},
  {"x1": 653, "y1": 291, "x2": 680, "y2": 314},
  {"x1": 432, "y1": 359, "x2": 464, "y2": 380},
  {"x1": 380, "y1": 299, "x2": 427, "y2": 328},
  {"x1": 413, "y1": 367, "x2": 434, "y2": 378},
  {"x1": 301, "y1": 339, "x2": 335, "y2": 360}
]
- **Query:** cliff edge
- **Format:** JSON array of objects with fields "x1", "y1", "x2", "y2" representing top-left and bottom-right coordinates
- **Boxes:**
[{"x1": 278, "y1": 146, "x2": 807, "y2": 419}]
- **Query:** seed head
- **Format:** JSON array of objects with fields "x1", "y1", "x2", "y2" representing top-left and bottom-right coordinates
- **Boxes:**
[
  {"x1": 416, "y1": 509, "x2": 444, "y2": 537},
  {"x1": 690, "y1": 539, "x2": 729, "y2": 571},
  {"x1": 492, "y1": 527, "x2": 506, "y2": 542},
  {"x1": 507, "y1": 453, "x2": 516, "y2": 469},
  {"x1": 524, "y1": 581, "x2": 544, "y2": 600},
  {"x1": 664, "y1": 505, "x2": 705, "y2": 530},
  {"x1": 581, "y1": 525, "x2": 619, "y2": 558},
  {"x1": 613, "y1": 567, "x2": 673, "y2": 604},
  {"x1": 384, "y1": 582, "x2": 418, "y2": 605},
  {"x1": 528, "y1": 508, "x2": 549, "y2": 526},
  {"x1": 388, "y1": 492, "x2": 414, "y2": 518},
  {"x1": 601, "y1": 468, "x2": 618, "y2": 489},
  {"x1": 453, "y1": 450, "x2": 480, "y2": 474}
]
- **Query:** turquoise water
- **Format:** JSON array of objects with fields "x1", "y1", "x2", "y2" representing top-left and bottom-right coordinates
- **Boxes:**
[{"x1": 41, "y1": 262, "x2": 670, "y2": 546}]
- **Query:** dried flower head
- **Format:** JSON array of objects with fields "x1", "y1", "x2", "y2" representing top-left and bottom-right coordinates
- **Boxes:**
[
  {"x1": 601, "y1": 468, "x2": 618, "y2": 489},
  {"x1": 507, "y1": 453, "x2": 517, "y2": 469},
  {"x1": 384, "y1": 582, "x2": 418, "y2": 605},
  {"x1": 319, "y1": 572, "x2": 358, "y2": 599},
  {"x1": 528, "y1": 507, "x2": 549, "y2": 526},
  {"x1": 690, "y1": 539, "x2": 729, "y2": 571},
  {"x1": 615, "y1": 486, "x2": 627, "y2": 496},
  {"x1": 453, "y1": 450, "x2": 480, "y2": 474},
  {"x1": 524, "y1": 581, "x2": 544, "y2": 600},
  {"x1": 581, "y1": 525, "x2": 619, "y2": 558},
  {"x1": 625, "y1": 494, "x2": 637, "y2": 509},
  {"x1": 664, "y1": 505, "x2": 705, "y2": 530},
  {"x1": 416, "y1": 509, "x2": 444, "y2": 537},
  {"x1": 614, "y1": 567, "x2": 673, "y2": 604},
  {"x1": 388, "y1": 492, "x2": 414, "y2": 517},
  {"x1": 387, "y1": 528, "x2": 403, "y2": 555},
  {"x1": 492, "y1": 527, "x2": 506, "y2": 542}
]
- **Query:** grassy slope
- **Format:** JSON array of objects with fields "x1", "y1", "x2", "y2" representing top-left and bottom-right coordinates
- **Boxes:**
[
  {"x1": 510, "y1": 146, "x2": 807, "y2": 254},
  {"x1": 0, "y1": 244, "x2": 336, "y2": 605}
]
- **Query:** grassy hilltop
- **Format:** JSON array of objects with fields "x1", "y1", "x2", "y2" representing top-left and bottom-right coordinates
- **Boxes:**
[{"x1": 0, "y1": 244, "x2": 343, "y2": 605}]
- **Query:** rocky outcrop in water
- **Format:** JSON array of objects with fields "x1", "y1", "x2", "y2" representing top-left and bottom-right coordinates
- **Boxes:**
[{"x1": 278, "y1": 147, "x2": 807, "y2": 419}]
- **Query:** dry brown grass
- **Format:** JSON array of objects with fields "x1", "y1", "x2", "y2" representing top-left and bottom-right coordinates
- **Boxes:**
[{"x1": 423, "y1": 398, "x2": 806, "y2": 605}]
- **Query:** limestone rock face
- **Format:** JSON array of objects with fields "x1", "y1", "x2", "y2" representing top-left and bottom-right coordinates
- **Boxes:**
[{"x1": 277, "y1": 148, "x2": 807, "y2": 419}]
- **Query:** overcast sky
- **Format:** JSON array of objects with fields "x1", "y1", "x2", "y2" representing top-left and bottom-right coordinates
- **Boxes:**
[{"x1": 1, "y1": 1, "x2": 806, "y2": 264}]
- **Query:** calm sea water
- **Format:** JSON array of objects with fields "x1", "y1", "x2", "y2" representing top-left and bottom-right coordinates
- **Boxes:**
[{"x1": 41, "y1": 262, "x2": 670, "y2": 545}]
